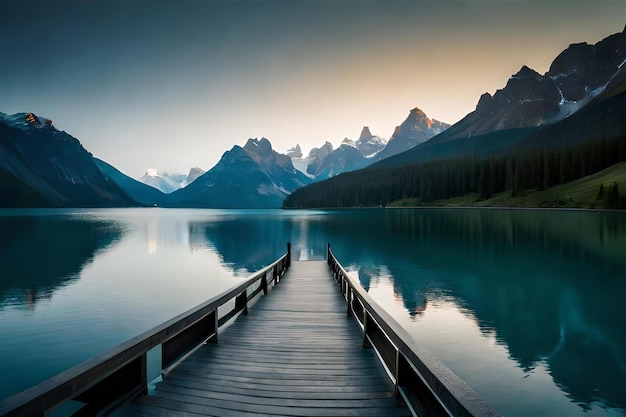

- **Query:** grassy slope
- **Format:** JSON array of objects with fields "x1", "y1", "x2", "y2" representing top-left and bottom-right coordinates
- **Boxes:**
[{"x1": 390, "y1": 162, "x2": 626, "y2": 209}]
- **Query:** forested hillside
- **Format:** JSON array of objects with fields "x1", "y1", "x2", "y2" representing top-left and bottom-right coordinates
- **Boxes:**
[
  {"x1": 283, "y1": 135, "x2": 626, "y2": 209},
  {"x1": 284, "y1": 69, "x2": 626, "y2": 210}
]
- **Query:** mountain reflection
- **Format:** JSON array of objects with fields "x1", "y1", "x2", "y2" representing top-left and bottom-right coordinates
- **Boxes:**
[
  {"x1": 192, "y1": 212, "x2": 329, "y2": 272},
  {"x1": 315, "y1": 209, "x2": 626, "y2": 411},
  {"x1": 2, "y1": 208, "x2": 623, "y2": 412},
  {"x1": 0, "y1": 216, "x2": 123, "y2": 309},
  {"x1": 120, "y1": 208, "x2": 626, "y2": 412}
]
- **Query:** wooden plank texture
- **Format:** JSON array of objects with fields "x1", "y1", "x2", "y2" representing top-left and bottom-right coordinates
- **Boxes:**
[{"x1": 113, "y1": 261, "x2": 411, "y2": 417}]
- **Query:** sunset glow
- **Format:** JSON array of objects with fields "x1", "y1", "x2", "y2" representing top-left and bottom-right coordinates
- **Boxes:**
[{"x1": 1, "y1": 0, "x2": 625, "y2": 177}]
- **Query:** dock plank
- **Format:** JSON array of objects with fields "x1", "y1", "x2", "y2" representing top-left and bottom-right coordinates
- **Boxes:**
[{"x1": 114, "y1": 261, "x2": 411, "y2": 417}]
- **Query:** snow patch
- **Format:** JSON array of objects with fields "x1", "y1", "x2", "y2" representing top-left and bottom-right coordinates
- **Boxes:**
[
  {"x1": 291, "y1": 158, "x2": 315, "y2": 178},
  {"x1": 557, "y1": 100, "x2": 586, "y2": 120},
  {"x1": 519, "y1": 98, "x2": 544, "y2": 104},
  {"x1": 549, "y1": 71, "x2": 574, "y2": 80},
  {"x1": 589, "y1": 84, "x2": 607, "y2": 98},
  {"x1": 557, "y1": 86, "x2": 566, "y2": 106},
  {"x1": 257, "y1": 182, "x2": 286, "y2": 196}
]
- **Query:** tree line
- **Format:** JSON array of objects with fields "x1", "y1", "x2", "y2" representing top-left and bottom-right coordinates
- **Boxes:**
[{"x1": 283, "y1": 135, "x2": 626, "y2": 209}]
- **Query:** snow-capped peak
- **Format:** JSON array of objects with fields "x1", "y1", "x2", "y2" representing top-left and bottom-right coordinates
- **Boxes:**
[{"x1": 0, "y1": 112, "x2": 55, "y2": 131}]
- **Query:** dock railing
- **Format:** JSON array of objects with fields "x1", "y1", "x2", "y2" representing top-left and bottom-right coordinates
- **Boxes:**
[
  {"x1": 327, "y1": 243, "x2": 501, "y2": 417},
  {"x1": 0, "y1": 243, "x2": 291, "y2": 417}
]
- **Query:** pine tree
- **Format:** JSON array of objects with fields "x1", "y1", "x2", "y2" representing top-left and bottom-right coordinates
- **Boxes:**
[
  {"x1": 609, "y1": 182, "x2": 620, "y2": 209},
  {"x1": 596, "y1": 183, "x2": 605, "y2": 200}
]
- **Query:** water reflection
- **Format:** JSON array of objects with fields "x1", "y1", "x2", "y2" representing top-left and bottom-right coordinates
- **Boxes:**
[
  {"x1": 176, "y1": 207, "x2": 626, "y2": 413},
  {"x1": 0, "y1": 216, "x2": 123, "y2": 310},
  {"x1": 183, "y1": 207, "x2": 626, "y2": 412},
  {"x1": 309, "y1": 209, "x2": 626, "y2": 413},
  {"x1": 0, "y1": 208, "x2": 624, "y2": 415},
  {"x1": 143, "y1": 215, "x2": 195, "y2": 254},
  {"x1": 194, "y1": 211, "x2": 330, "y2": 272}
]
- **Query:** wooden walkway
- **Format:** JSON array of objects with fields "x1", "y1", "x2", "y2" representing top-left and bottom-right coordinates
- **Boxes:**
[{"x1": 113, "y1": 261, "x2": 411, "y2": 417}]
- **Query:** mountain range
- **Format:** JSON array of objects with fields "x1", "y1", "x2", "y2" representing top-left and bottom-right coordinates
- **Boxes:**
[
  {"x1": 296, "y1": 126, "x2": 387, "y2": 180},
  {"x1": 290, "y1": 109, "x2": 448, "y2": 182},
  {"x1": 373, "y1": 27, "x2": 626, "y2": 170},
  {"x1": 137, "y1": 167, "x2": 205, "y2": 194},
  {"x1": 285, "y1": 27, "x2": 626, "y2": 208},
  {"x1": 2, "y1": 28, "x2": 625, "y2": 209},
  {"x1": 0, "y1": 111, "x2": 316, "y2": 208}
]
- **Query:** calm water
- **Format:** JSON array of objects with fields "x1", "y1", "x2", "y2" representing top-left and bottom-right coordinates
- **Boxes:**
[{"x1": 1, "y1": 208, "x2": 625, "y2": 416}]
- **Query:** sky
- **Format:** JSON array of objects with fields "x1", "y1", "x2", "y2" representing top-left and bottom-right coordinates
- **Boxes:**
[{"x1": 1, "y1": 1, "x2": 625, "y2": 178}]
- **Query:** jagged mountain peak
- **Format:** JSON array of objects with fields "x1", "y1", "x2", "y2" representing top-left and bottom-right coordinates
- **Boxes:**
[
  {"x1": 246, "y1": 137, "x2": 271, "y2": 146},
  {"x1": 513, "y1": 65, "x2": 541, "y2": 79},
  {"x1": 186, "y1": 167, "x2": 205, "y2": 184},
  {"x1": 243, "y1": 138, "x2": 278, "y2": 168},
  {"x1": 358, "y1": 126, "x2": 373, "y2": 142},
  {"x1": 307, "y1": 141, "x2": 333, "y2": 159},
  {"x1": 244, "y1": 137, "x2": 273, "y2": 154},
  {"x1": 303, "y1": 124, "x2": 388, "y2": 179},
  {"x1": 420, "y1": 27, "x2": 626, "y2": 145},
  {"x1": 400, "y1": 107, "x2": 446, "y2": 132},
  {"x1": 409, "y1": 107, "x2": 427, "y2": 118},
  {"x1": 0, "y1": 111, "x2": 55, "y2": 131},
  {"x1": 286, "y1": 144, "x2": 303, "y2": 159},
  {"x1": 166, "y1": 137, "x2": 311, "y2": 208},
  {"x1": 394, "y1": 107, "x2": 447, "y2": 137},
  {"x1": 374, "y1": 107, "x2": 449, "y2": 161},
  {"x1": 476, "y1": 92, "x2": 493, "y2": 111}
]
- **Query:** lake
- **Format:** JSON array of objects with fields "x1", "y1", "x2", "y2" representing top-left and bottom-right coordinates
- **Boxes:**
[{"x1": 1, "y1": 208, "x2": 625, "y2": 416}]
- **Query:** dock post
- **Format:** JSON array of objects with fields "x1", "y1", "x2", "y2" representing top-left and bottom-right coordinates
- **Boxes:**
[
  {"x1": 346, "y1": 288, "x2": 352, "y2": 317},
  {"x1": 261, "y1": 273, "x2": 268, "y2": 295},
  {"x1": 286, "y1": 242, "x2": 291, "y2": 267},
  {"x1": 327, "y1": 243, "x2": 331, "y2": 263}
]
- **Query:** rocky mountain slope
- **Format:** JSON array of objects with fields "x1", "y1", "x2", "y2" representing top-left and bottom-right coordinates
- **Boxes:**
[
  {"x1": 302, "y1": 127, "x2": 387, "y2": 180},
  {"x1": 374, "y1": 108, "x2": 449, "y2": 161},
  {"x1": 166, "y1": 138, "x2": 311, "y2": 208},
  {"x1": 0, "y1": 112, "x2": 137, "y2": 208},
  {"x1": 94, "y1": 158, "x2": 166, "y2": 207},
  {"x1": 429, "y1": 27, "x2": 626, "y2": 144}
]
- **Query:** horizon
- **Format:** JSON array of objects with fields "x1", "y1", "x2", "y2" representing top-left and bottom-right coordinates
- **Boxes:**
[{"x1": 2, "y1": 0, "x2": 625, "y2": 178}]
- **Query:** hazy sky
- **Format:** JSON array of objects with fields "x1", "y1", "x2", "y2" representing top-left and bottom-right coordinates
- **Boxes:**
[{"x1": 1, "y1": 1, "x2": 625, "y2": 178}]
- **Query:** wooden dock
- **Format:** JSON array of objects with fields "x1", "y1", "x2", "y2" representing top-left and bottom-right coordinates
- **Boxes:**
[
  {"x1": 114, "y1": 261, "x2": 411, "y2": 417},
  {"x1": 1, "y1": 244, "x2": 500, "y2": 417}
]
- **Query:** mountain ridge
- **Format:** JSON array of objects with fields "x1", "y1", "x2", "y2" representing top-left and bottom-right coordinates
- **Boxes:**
[
  {"x1": 0, "y1": 112, "x2": 137, "y2": 208},
  {"x1": 283, "y1": 28, "x2": 626, "y2": 208},
  {"x1": 428, "y1": 28, "x2": 626, "y2": 145},
  {"x1": 165, "y1": 138, "x2": 311, "y2": 208}
]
